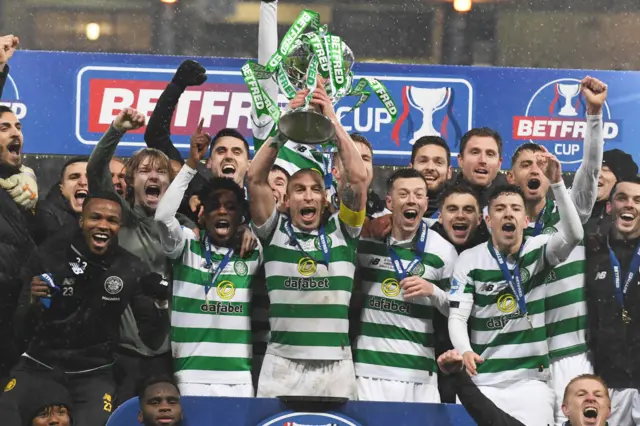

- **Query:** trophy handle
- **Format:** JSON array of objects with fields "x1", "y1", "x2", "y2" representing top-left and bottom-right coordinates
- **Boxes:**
[
  {"x1": 406, "y1": 87, "x2": 422, "y2": 111},
  {"x1": 433, "y1": 88, "x2": 451, "y2": 113}
]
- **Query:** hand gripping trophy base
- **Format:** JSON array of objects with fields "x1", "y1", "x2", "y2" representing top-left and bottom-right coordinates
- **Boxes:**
[{"x1": 278, "y1": 109, "x2": 336, "y2": 145}]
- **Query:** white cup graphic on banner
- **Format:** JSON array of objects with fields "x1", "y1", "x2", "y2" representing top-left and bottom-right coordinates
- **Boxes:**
[
  {"x1": 557, "y1": 83, "x2": 581, "y2": 117},
  {"x1": 406, "y1": 86, "x2": 451, "y2": 145}
]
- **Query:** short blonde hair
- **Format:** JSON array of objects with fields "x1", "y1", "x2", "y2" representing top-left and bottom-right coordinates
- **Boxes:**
[{"x1": 563, "y1": 374, "x2": 610, "y2": 405}]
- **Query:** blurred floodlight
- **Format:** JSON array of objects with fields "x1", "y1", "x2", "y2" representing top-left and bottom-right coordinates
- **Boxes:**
[
  {"x1": 86, "y1": 23, "x2": 101, "y2": 41},
  {"x1": 453, "y1": 0, "x2": 472, "y2": 12}
]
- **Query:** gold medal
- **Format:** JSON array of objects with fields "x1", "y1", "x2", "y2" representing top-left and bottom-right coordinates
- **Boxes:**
[{"x1": 622, "y1": 309, "x2": 632, "y2": 324}]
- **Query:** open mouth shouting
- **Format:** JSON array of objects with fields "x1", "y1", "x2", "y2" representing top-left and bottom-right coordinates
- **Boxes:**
[
  {"x1": 300, "y1": 206, "x2": 317, "y2": 223},
  {"x1": 451, "y1": 221, "x2": 470, "y2": 239},
  {"x1": 5, "y1": 139, "x2": 21, "y2": 164},
  {"x1": 145, "y1": 184, "x2": 162, "y2": 203},
  {"x1": 403, "y1": 208, "x2": 419, "y2": 221},
  {"x1": 527, "y1": 178, "x2": 541, "y2": 190},
  {"x1": 213, "y1": 218, "x2": 231, "y2": 237},
  {"x1": 501, "y1": 222, "x2": 517, "y2": 237},
  {"x1": 75, "y1": 189, "x2": 88, "y2": 205},
  {"x1": 581, "y1": 405, "x2": 600, "y2": 425},
  {"x1": 221, "y1": 162, "x2": 237, "y2": 178}
]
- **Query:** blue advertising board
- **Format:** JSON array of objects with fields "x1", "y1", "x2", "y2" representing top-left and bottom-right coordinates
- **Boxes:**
[
  {"x1": 106, "y1": 396, "x2": 476, "y2": 426},
  {"x1": 1, "y1": 50, "x2": 634, "y2": 171}
]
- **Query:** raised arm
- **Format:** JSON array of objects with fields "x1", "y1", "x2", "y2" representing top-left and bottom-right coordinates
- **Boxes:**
[
  {"x1": 144, "y1": 60, "x2": 207, "y2": 164},
  {"x1": 87, "y1": 108, "x2": 145, "y2": 212},
  {"x1": 258, "y1": 0, "x2": 279, "y2": 102},
  {"x1": 247, "y1": 132, "x2": 282, "y2": 227},
  {"x1": 155, "y1": 120, "x2": 208, "y2": 259},
  {"x1": 570, "y1": 76, "x2": 606, "y2": 223},
  {"x1": 309, "y1": 86, "x2": 368, "y2": 213},
  {"x1": 0, "y1": 35, "x2": 18, "y2": 100},
  {"x1": 540, "y1": 149, "x2": 584, "y2": 266}
]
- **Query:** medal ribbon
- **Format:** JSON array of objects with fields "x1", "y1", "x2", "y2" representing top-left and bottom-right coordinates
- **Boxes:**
[
  {"x1": 530, "y1": 204, "x2": 548, "y2": 237},
  {"x1": 284, "y1": 219, "x2": 330, "y2": 267},
  {"x1": 203, "y1": 237, "x2": 234, "y2": 303},
  {"x1": 488, "y1": 242, "x2": 528, "y2": 318},
  {"x1": 607, "y1": 237, "x2": 640, "y2": 314},
  {"x1": 387, "y1": 220, "x2": 428, "y2": 280}
]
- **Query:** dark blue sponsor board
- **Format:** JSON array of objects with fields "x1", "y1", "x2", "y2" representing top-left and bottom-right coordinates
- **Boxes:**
[{"x1": 2, "y1": 50, "x2": 633, "y2": 170}]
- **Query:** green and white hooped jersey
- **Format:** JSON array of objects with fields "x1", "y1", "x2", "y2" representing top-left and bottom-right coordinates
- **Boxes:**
[
  {"x1": 524, "y1": 200, "x2": 587, "y2": 360},
  {"x1": 355, "y1": 224, "x2": 457, "y2": 383},
  {"x1": 259, "y1": 210, "x2": 361, "y2": 360},
  {"x1": 449, "y1": 236, "x2": 553, "y2": 386},
  {"x1": 171, "y1": 228, "x2": 262, "y2": 385}
]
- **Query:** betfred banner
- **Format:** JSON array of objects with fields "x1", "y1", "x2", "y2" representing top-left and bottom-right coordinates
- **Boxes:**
[{"x1": 1, "y1": 50, "x2": 635, "y2": 170}]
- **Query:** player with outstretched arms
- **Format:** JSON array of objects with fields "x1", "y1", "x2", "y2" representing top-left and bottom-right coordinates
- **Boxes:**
[{"x1": 448, "y1": 149, "x2": 584, "y2": 426}]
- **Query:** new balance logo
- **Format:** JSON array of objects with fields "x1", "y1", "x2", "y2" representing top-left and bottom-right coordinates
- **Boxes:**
[
  {"x1": 479, "y1": 284, "x2": 494, "y2": 292},
  {"x1": 369, "y1": 258, "x2": 380, "y2": 266},
  {"x1": 595, "y1": 271, "x2": 607, "y2": 280}
]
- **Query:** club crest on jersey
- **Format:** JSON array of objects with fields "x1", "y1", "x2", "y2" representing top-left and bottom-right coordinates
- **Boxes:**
[
  {"x1": 234, "y1": 260, "x2": 248, "y2": 277},
  {"x1": 314, "y1": 235, "x2": 333, "y2": 251},
  {"x1": 104, "y1": 276, "x2": 124, "y2": 295},
  {"x1": 497, "y1": 293, "x2": 517, "y2": 313},
  {"x1": 411, "y1": 263, "x2": 425, "y2": 277},
  {"x1": 519, "y1": 268, "x2": 531, "y2": 284},
  {"x1": 543, "y1": 226, "x2": 557, "y2": 235},
  {"x1": 216, "y1": 281, "x2": 236, "y2": 301},
  {"x1": 298, "y1": 257, "x2": 317, "y2": 277},
  {"x1": 381, "y1": 277, "x2": 401, "y2": 298}
]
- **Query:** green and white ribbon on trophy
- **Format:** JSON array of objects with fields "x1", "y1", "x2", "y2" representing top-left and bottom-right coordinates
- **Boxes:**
[{"x1": 242, "y1": 9, "x2": 398, "y2": 184}]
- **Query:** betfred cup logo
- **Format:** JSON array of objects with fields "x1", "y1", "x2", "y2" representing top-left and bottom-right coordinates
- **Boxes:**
[{"x1": 405, "y1": 86, "x2": 452, "y2": 144}]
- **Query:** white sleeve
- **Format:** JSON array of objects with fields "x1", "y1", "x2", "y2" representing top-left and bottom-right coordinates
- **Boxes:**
[
  {"x1": 546, "y1": 181, "x2": 585, "y2": 266},
  {"x1": 570, "y1": 114, "x2": 604, "y2": 223},
  {"x1": 430, "y1": 244, "x2": 459, "y2": 316},
  {"x1": 154, "y1": 165, "x2": 196, "y2": 259},
  {"x1": 448, "y1": 254, "x2": 475, "y2": 354},
  {"x1": 251, "y1": 206, "x2": 279, "y2": 240},
  {"x1": 258, "y1": 0, "x2": 279, "y2": 102}
]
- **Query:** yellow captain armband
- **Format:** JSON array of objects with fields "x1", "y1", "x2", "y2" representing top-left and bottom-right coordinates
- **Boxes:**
[{"x1": 339, "y1": 201, "x2": 366, "y2": 228}]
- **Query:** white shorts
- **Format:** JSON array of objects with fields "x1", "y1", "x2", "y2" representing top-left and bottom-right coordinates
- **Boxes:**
[
  {"x1": 608, "y1": 388, "x2": 640, "y2": 426},
  {"x1": 179, "y1": 382, "x2": 254, "y2": 398},
  {"x1": 356, "y1": 376, "x2": 440, "y2": 403},
  {"x1": 257, "y1": 353, "x2": 356, "y2": 399},
  {"x1": 475, "y1": 380, "x2": 554, "y2": 426},
  {"x1": 549, "y1": 352, "x2": 593, "y2": 426}
]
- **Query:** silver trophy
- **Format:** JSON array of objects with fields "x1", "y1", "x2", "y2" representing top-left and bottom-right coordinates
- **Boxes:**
[{"x1": 277, "y1": 37, "x2": 355, "y2": 145}]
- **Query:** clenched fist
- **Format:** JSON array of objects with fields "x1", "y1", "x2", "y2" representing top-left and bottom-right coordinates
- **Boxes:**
[
  {"x1": 0, "y1": 35, "x2": 19, "y2": 68},
  {"x1": 581, "y1": 76, "x2": 608, "y2": 115},
  {"x1": 113, "y1": 107, "x2": 146, "y2": 132}
]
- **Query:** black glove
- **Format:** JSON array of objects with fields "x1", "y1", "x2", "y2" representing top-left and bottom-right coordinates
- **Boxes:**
[
  {"x1": 171, "y1": 60, "x2": 207, "y2": 89},
  {"x1": 140, "y1": 273, "x2": 170, "y2": 301}
]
